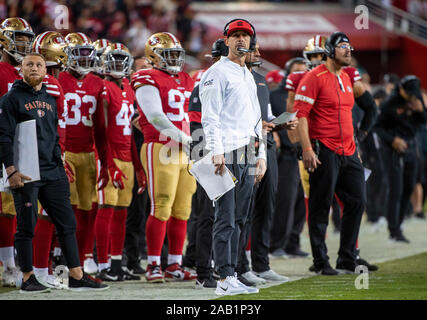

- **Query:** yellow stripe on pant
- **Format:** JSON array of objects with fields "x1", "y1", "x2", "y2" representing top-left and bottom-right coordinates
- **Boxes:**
[{"x1": 141, "y1": 142, "x2": 196, "y2": 222}]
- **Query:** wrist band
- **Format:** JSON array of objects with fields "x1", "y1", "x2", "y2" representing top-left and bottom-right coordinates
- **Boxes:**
[
  {"x1": 7, "y1": 170, "x2": 18, "y2": 180},
  {"x1": 303, "y1": 147, "x2": 313, "y2": 152}
]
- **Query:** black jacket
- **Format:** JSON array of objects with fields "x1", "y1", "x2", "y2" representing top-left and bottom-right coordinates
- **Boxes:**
[
  {"x1": 0, "y1": 80, "x2": 63, "y2": 180},
  {"x1": 375, "y1": 86, "x2": 427, "y2": 147},
  {"x1": 269, "y1": 77, "x2": 297, "y2": 154}
]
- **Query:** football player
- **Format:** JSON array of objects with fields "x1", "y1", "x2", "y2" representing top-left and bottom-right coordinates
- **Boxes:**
[
  {"x1": 59, "y1": 32, "x2": 109, "y2": 271},
  {"x1": 94, "y1": 42, "x2": 145, "y2": 281},
  {"x1": 131, "y1": 32, "x2": 197, "y2": 283},
  {"x1": 92, "y1": 38, "x2": 111, "y2": 79},
  {"x1": 0, "y1": 17, "x2": 34, "y2": 287}
]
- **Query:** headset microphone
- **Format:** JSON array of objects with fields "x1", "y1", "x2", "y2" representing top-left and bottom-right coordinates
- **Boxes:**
[
  {"x1": 237, "y1": 47, "x2": 251, "y2": 53},
  {"x1": 250, "y1": 60, "x2": 262, "y2": 67}
]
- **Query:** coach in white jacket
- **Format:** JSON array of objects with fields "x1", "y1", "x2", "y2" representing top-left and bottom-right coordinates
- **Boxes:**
[{"x1": 199, "y1": 19, "x2": 266, "y2": 296}]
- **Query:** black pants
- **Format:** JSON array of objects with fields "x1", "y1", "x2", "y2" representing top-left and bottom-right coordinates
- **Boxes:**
[
  {"x1": 308, "y1": 143, "x2": 366, "y2": 268},
  {"x1": 124, "y1": 181, "x2": 149, "y2": 267},
  {"x1": 183, "y1": 203, "x2": 198, "y2": 268},
  {"x1": 12, "y1": 175, "x2": 80, "y2": 273},
  {"x1": 383, "y1": 143, "x2": 418, "y2": 236},
  {"x1": 213, "y1": 147, "x2": 255, "y2": 279},
  {"x1": 237, "y1": 146, "x2": 278, "y2": 274},
  {"x1": 190, "y1": 182, "x2": 215, "y2": 278},
  {"x1": 270, "y1": 151, "x2": 305, "y2": 253},
  {"x1": 360, "y1": 132, "x2": 388, "y2": 223}
]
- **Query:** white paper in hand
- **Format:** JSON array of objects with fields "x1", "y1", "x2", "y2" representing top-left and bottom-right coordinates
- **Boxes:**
[
  {"x1": 1, "y1": 120, "x2": 40, "y2": 193},
  {"x1": 272, "y1": 111, "x2": 298, "y2": 125},
  {"x1": 189, "y1": 152, "x2": 237, "y2": 201}
]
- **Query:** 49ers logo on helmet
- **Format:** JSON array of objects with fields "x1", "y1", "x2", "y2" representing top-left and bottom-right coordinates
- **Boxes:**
[
  {"x1": 53, "y1": 36, "x2": 65, "y2": 45},
  {"x1": 149, "y1": 36, "x2": 160, "y2": 46}
]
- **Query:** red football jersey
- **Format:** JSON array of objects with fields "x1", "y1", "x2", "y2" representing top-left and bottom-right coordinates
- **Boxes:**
[
  {"x1": 286, "y1": 71, "x2": 308, "y2": 92},
  {"x1": 102, "y1": 78, "x2": 135, "y2": 161},
  {"x1": 43, "y1": 74, "x2": 66, "y2": 153},
  {"x1": 343, "y1": 66, "x2": 362, "y2": 87},
  {"x1": 131, "y1": 68, "x2": 194, "y2": 145},
  {"x1": 191, "y1": 69, "x2": 205, "y2": 88},
  {"x1": 58, "y1": 71, "x2": 105, "y2": 153},
  {"x1": 0, "y1": 62, "x2": 21, "y2": 96}
]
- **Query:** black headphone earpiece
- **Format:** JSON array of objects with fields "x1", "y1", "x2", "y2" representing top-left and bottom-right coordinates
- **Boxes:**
[
  {"x1": 223, "y1": 18, "x2": 257, "y2": 52},
  {"x1": 324, "y1": 37, "x2": 335, "y2": 59}
]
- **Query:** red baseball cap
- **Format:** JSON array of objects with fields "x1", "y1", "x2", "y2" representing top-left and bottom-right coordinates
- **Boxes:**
[
  {"x1": 226, "y1": 19, "x2": 254, "y2": 37},
  {"x1": 265, "y1": 70, "x2": 284, "y2": 84}
]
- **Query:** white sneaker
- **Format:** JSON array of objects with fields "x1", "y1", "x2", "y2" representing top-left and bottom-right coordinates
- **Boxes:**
[
  {"x1": 215, "y1": 275, "x2": 249, "y2": 296},
  {"x1": 84, "y1": 258, "x2": 98, "y2": 274},
  {"x1": 241, "y1": 271, "x2": 266, "y2": 285},
  {"x1": 36, "y1": 274, "x2": 68, "y2": 290},
  {"x1": 254, "y1": 269, "x2": 289, "y2": 282},
  {"x1": 2, "y1": 267, "x2": 22, "y2": 287},
  {"x1": 235, "y1": 274, "x2": 259, "y2": 294}
]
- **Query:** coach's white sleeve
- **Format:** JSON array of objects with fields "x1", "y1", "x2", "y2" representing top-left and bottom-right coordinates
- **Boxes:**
[
  {"x1": 135, "y1": 85, "x2": 191, "y2": 145},
  {"x1": 199, "y1": 69, "x2": 225, "y2": 156}
]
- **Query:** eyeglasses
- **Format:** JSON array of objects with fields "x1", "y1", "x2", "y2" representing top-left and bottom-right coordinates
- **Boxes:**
[{"x1": 336, "y1": 44, "x2": 354, "y2": 51}]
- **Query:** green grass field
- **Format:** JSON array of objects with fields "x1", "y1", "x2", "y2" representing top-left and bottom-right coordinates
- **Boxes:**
[{"x1": 217, "y1": 252, "x2": 427, "y2": 300}]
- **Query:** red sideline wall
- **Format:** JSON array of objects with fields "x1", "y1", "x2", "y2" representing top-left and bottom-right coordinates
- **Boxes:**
[{"x1": 399, "y1": 37, "x2": 427, "y2": 89}]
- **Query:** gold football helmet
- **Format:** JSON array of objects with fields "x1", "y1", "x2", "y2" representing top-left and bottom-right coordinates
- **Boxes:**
[
  {"x1": 64, "y1": 32, "x2": 95, "y2": 75},
  {"x1": 93, "y1": 38, "x2": 111, "y2": 74},
  {"x1": 145, "y1": 32, "x2": 185, "y2": 75},
  {"x1": 0, "y1": 17, "x2": 35, "y2": 63},
  {"x1": 32, "y1": 31, "x2": 68, "y2": 68},
  {"x1": 303, "y1": 35, "x2": 327, "y2": 61},
  {"x1": 101, "y1": 42, "x2": 133, "y2": 79}
]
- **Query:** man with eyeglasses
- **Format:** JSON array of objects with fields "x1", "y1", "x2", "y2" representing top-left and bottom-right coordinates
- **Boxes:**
[{"x1": 293, "y1": 32, "x2": 376, "y2": 275}]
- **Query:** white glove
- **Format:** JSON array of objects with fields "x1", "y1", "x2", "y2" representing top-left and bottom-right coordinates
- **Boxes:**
[{"x1": 182, "y1": 135, "x2": 192, "y2": 158}]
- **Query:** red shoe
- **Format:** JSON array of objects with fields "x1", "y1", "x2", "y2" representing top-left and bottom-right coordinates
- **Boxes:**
[
  {"x1": 145, "y1": 262, "x2": 165, "y2": 283},
  {"x1": 164, "y1": 263, "x2": 197, "y2": 282}
]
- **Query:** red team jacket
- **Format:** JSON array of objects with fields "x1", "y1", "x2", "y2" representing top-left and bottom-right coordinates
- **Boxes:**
[
  {"x1": 131, "y1": 68, "x2": 194, "y2": 146},
  {"x1": 293, "y1": 64, "x2": 356, "y2": 155},
  {"x1": 102, "y1": 77, "x2": 135, "y2": 162}
]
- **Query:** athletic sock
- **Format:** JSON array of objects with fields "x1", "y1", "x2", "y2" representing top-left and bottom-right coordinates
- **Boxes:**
[
  {"x1": 94, "y1": 207, "x2": 114, "y2": 264},
  {"x1": 146, "y1": 215, "x2": 167, "y2": 258},
  {"x1": 33, "y1": 218, "x2": 55, "y2": 269},
  {"x1": 110, "y1": 209, "x2": 127, "y2": 257},
  {"x1": 167, "y1": 217, "x2": 187, "y2": 258}
]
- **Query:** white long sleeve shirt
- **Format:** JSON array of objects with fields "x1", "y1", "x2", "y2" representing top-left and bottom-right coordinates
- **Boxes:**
[{"x1": 199, "y1": 56, "x2": 266, "y2": 160}]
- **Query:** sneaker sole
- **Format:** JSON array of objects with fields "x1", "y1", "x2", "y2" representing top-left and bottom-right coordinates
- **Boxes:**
[
  {"x1": 19, "y1": 288, "x2": 51, "y2": 294},
  {"x1": 336, "y1": 268, "x2": 357, "y2": 275},
  {"x1": 215, "y1": 289, "x2": 249, "y2": 296},
  {"x1": 68, "y1": 285, "x2": 110, "y2": 292}
]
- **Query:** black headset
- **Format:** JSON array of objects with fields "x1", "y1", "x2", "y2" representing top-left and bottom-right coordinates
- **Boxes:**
[
  {"x1": 223, "y1": 18, "x2": 257, "y2": 52},
  {"x1": 211, "y1": 38, "x2": 229, "y2": 57},
  {"x1": 324, "y1": 31, "x2": 350, "y2": 59},
  {"x1": 284, "y1": 57, "x2": 306, "y2": 76}
]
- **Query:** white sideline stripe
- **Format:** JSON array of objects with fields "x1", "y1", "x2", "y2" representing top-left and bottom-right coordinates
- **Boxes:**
[{"x1": 97, "y1": 159, "x2": 103, "y2": 204}]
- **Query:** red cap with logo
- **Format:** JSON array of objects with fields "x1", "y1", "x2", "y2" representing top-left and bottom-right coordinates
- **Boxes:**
[{"x1": 225, "y1": 19, "x2": 254, "y2": 37}]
